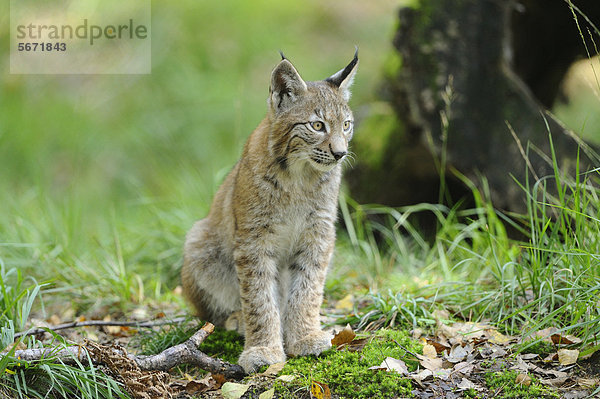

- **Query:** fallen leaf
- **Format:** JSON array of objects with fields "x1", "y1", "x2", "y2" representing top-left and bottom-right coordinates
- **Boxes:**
[
  {"x1": 212, "y1": 373, "x2": 226, "y2": 388},
  {"x1": 543, "y1": 352, "x2": 558, "y2": 362},
  {"x1": 540, "y1": 376, "x2": 569, "y2": 387},
  {"x1": 331, "y1": 324, "x2": 356, "y2": 347},
  {"x1": 412, "y1": 328, "x2": 424, "y2": 339},
  {"x1": 310, "y1": 380, "x2": 331, "y2": 399},
  {"x1": 260, "y1": 361, "x2": 286, "y2": 377},
  {"x1": 185, "y1": 380, "x2": 213, "y2": 394},
  {"x1": 558, "y1": 349, "x2": 579, "y2": 365},
  {"x1": 551, "y1": 333, "x2": 582, "y2": 345},
  {"x1": 335, "y1": 294, "x2": 354, "y2": 312},
  {"x1": 535, "y1": 327, "x2": 559, "y2": 342},
  {"x1": 438, "y1": 322, "x2": 488, "y2": 344},
  {"x1": 576, "y1": 377, "x2": 599, "y2": 388},
  {"x1": 422, "y1": 343, "x2": 438, "y2": 359},
  {"x1": 411, "y1": 369, "x2": 433, "y2": 385},
  {"x1": 453, "y1": 361, "x2": 475, "y2": 375},
  {"x1": 520, "y1": 353, "x2": 539, "y2": 360},
  {"x1": 457, "y1": 378, "x2": 482, "y2": 391},
  {"x1": 417, "y1": 354, "x2": 443, "y2": 371},
  {"x1": 341, "y1": 337, "x2": 369, "y2": 352},
  {"x1": 259, "y1": 388, "x2": 275, "y2": 399},
  {"x1": 515, "y1": 373, "x2": 531, "y2": 386},
  {"x1": 221, "y1": 382, "x2": 249, "y2": 399},
  {"x1": 445, "y1": 345, "x2": 468, "y2": 363},
  {"x1": 488, "y1": 329, "x2": 512, "y2": 345},
  {"x1": 425, "y1": 338, "x2": 450, "y2": 354},
  {"x1": 432, "y1": 368, "x2": 452, "y2": 380},
  {"x1": 277, "y1": 375, "x2": 296, "y2": 382},
  {"x1": 378, "y1": 357, "x2": 409, "y2": 375}
]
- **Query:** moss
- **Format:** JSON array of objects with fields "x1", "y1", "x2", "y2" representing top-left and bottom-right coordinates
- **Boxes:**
[
  {"x1": 198, "y1": 327, "x2": 244, "y2": 364},
  {"x1": 516, "y1": 339, "x2": 555, "y2": 356},
  {"x1": 484, "y1": 371, "x2": 558, "y2": 399},
  {"x1": 276, "y1": 329, "x2": 419, "y2": 399}
]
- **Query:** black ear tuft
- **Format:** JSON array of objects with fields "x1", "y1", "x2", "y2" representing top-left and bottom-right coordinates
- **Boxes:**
[
  {"x1": 324, "y1": 48, "x2": 359, "y2": 101},
  {"x1": 279, "y1": 50, "x2": 287, "y2": 60},
  {"x1": 325, "y1": 47, "x2": 359, "y2": 88}
]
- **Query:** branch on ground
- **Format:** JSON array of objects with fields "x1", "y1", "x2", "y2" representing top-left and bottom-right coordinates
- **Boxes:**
[{"x1": 13, "y1": 322, "x2": 246, "y2": 383}]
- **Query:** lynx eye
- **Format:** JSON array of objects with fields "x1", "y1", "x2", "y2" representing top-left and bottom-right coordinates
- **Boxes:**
[
  {"x1": 343, "y1": 120, "x2": 353, "y2": 131},
  {"x1": 310, "y1": 121, "x2": 325, "y2": 132}
]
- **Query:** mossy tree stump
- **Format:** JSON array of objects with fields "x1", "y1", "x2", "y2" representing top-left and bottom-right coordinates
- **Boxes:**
[{"x1": 349, "y1": 0, "x2": 599, "y2": 212}]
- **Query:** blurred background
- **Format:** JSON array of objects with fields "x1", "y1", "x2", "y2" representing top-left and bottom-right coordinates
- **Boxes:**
[{"x1": 0, "y1": 0, "x2": 599, "y2": 314}]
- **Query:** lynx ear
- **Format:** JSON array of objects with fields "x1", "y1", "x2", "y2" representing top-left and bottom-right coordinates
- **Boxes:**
[
  {"x1": 269, "y1": 58, "x2": 307, "y2": 111},
  {"x1": 325, "y1": 48, "x2": 359, "y2": 101}
]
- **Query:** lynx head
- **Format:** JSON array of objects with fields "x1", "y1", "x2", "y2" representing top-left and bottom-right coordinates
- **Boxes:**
[{"x1": 267, "y1": 50, "x2": 358, "y2": 173}]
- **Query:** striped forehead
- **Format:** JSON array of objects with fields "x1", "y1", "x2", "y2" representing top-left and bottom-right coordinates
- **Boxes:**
[{"x1": 305, "y1": 81, "x2": 350, "y2": 121}]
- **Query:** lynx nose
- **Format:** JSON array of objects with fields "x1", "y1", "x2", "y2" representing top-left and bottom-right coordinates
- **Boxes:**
[
  {"x1": 331, "y1": 150, "x2": 347, "y2": 161},
  {"x1": 329, "y1": 143, "x2": 347, "y2": 161}
]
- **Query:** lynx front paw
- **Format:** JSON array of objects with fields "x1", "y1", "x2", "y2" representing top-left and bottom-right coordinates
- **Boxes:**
[
  {"x1": 286, "y1": 330, "x2": 333, "y2": 357},
  {"x1": 238, "y1": 346, "x2": 286, "y2": 373}
]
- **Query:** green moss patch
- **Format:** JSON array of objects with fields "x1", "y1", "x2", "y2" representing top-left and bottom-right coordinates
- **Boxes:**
[
  {"x1": 277, "y1": 329, "x2": 420, "y2": 398},
  {"x1": 485, "y1": 371, "x2": 558, "y2": 399}
]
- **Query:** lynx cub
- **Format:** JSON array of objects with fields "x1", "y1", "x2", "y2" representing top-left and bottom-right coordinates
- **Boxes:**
[{"x1": 182, "y1": 52, "x2": 358, "y2": 373}]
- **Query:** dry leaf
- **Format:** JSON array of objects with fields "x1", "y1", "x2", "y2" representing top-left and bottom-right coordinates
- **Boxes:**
[
  {"x1": 259, "y1": 388, "x2": 275, "y2": 399},
  {"x1": 417, "y1": 354, "x2": 443, "y2": 371},
  {"x1": 425, "y1": 338, "x2": 450, "y2": 354},
  {"x1": 540, "y1": 376, "x2": 569, "y2": 387},
  {"x1": 551, "y1": 333, "x2": 582, "y2": 345},
  {"x1": 457, "y1": 378, "x2": 482, "y2": 391},
  {"x1": 260, "y1": 361, "x2": 286, "y2": 377},
  {"x1": 412, "y1": 369, "x2": 433, "y2": 385},
  {"x1": 221, "y1": 382, "x2": 250, "y2": 399},
  {"x1": 342, "y1": 337, "x2": 369, "y2": 352},
  {"x1": 535, "y1": 327, "x2": 559, "y2": 342},
  {"x1": 331, "y1": 324, "x2": 356, "y2": 347},
  {"x1": 558, "y1": 349, "x2": 579, "y2": 365},
  {"x1": 412, "y1": 328, "x2": 424, "y2": 339},
  {"x1": 453, "y1": 361, "x2": 475, "y2": 375},
  {"x1": 445, "y1": 344, "x2": 468, "y2": 363},
  {"x1": 277, "y1": 375, "x2": 296, "y2": 382},
  {"x1": 310, "y1": 380, "x2": 331, "y2": 399},
  {"x1": 185, "y1": 380, "x2": 212, "y2": 394},
  {"x1": 335, "y1": 294, "x2": 354, "y2": 312},
  {"x1": 488, "y1": 329, "x2": 512, "y2": 345},
  {"x1": 422, "y1": 343, "x2": 438, "y2": 359},
  {"x1": 515, "y1": 373, "x2": 532, "y2": 386},
  {"x1": 543, "y1": 352, "x2": 558, "y2": 362},
  {"x1": 378, "y1": 357, "x2": 409, "y2": 375},
  {"x1": 576, "y1": 377, "x2": 599, "y2": 388}
]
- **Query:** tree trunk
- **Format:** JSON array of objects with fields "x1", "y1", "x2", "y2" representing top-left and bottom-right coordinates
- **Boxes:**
[{"x1": 349, "y1": 0, "x2": 599, "y2": 212}]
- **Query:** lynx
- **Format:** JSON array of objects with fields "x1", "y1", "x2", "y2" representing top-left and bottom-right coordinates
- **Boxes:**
[{"x1": 182, "y1": 51, "x2": 358, "y2": 373}]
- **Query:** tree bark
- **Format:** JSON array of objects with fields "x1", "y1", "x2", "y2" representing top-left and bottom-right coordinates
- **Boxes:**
[{"x1": 349, "y1": 0, "x2": 599, "y2": 212}]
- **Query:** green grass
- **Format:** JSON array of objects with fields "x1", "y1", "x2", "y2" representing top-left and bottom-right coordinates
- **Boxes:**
[{"x1": 336, "y1": 151, "x2": 600, "y2": 344}]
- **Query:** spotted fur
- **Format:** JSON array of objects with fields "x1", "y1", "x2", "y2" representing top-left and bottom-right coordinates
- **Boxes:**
[{"x1": 182, "y1": 52, "x2": 358, "y2": 373}]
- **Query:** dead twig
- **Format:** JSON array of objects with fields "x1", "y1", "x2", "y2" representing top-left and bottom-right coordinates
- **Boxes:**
[
  {"x1": 14, "y1": 316, "x2": 189, "y2": 338},
  {"x1": 12, "y1": 322, "x2": 246, "y2": 380}
]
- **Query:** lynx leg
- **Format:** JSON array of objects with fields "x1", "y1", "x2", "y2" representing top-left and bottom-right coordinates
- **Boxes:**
[
  {"x1": 283, "y1": 229, "x2": 334, "y2": 356},
  {"x1": 235, "y1": 244, "x2": 286, "y2": 373}
]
